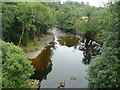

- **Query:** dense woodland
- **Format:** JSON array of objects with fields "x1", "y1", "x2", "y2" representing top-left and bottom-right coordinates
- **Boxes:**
[{"x1": 1, "y1": 1, "x2": 120, "y2": 88}]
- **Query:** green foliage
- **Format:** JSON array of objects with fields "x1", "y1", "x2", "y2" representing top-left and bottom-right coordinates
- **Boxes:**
[
  {"x1": 73, "y1": 20, "x2": 86, "y2": 34},
  {"x1": 2, "y1": 1, "x2": 120, "y2": 88},
  {"x1": 57, "y1": 4, "x2": 83, "y2": 33},
  {"x1": 2, "y1": 41, "x2": 34, "y2": 88},
  {"x1": 44, "y1": 2, "x2": 85, "y2": 33},
  {"x1": 46, "y1": 2, "x2": 106, "y2": 41},
  {"x1": 2, "y1": 2, "x2": 106, "y2": 45},
  {"x1": 2, "y1": 2, "x2": 56, "y2": 46},
  {"x1": 87, "y1": 1, "x2": 120, "y2": 88}
]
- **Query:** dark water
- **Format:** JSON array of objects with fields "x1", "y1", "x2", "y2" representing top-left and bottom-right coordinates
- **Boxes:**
[{"x1": 30, "y1": 29, "x2": 100, "y2": 88}]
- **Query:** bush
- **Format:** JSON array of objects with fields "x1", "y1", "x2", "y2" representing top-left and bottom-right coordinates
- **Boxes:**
[{"x1": 2, "y1": 41, "x2": 34, "y2": 88}]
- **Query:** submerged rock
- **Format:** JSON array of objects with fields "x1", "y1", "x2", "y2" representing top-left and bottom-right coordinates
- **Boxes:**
[{"x1": 70, "y1": 76, "x2": 77, "y2": 80}]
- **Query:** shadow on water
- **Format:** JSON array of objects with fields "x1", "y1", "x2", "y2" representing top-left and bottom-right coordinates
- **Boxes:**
[
  {"x1": 79, "y1": 38, "x2": 101, "y2": 64},
  {"x1": 30, "y1": 34, "x2": 101, "y2": 88},
  {"x1": 30, "y1": 42, "x2": 55, "y2": 81}
]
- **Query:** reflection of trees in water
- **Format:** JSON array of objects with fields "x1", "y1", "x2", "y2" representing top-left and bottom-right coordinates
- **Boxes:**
[
  {"x1": 79, "y1": 38, "x2": 101, "y2": 65},
  {"x1": 30, "y1": 42, "x2": 55, "y2": 86},
  {"x1": 30, "y1": 60, "x2": 52, "y2": 81},
  {"x1": 30, "y1": 61, "x2": 52, "y2": 88},
  {"x1": 57, "y1": 35, "x2": 101, "y2": 65}
]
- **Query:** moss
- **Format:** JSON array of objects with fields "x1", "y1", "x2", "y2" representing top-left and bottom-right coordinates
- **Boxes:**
[{"x1": 28, "y1": 79, "x2": 40, "y2": 88}]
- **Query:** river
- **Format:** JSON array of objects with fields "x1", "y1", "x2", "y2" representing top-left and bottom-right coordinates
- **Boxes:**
[{"x1": 30, "y1": 29, "x2": 101, "y2": 88}]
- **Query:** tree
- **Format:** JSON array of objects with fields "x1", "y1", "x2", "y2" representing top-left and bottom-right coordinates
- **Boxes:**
[
  {"x1": 87, "y1": 1, "x2": 120, "y2": 88},
  {"x1": 2, "y1": 41, "x2": 34, "y2": 88},
  {"x1": 2, "y1": 2, "x2": 56, "y2": 46}
]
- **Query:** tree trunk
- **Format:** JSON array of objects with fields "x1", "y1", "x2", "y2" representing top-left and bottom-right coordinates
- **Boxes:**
[{"x1": 18, "y1": 23, "x2": 25, "y2": 46}]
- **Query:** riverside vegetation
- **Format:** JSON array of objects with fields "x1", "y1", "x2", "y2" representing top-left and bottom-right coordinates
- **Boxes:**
[{"x1": 1, "y1": 1, "x2": 120, "y2": 88}]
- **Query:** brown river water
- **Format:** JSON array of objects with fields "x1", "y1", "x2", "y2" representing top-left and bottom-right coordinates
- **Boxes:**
[{"x1": 30, "y1": 29, "x2": 101, "y2": 88}]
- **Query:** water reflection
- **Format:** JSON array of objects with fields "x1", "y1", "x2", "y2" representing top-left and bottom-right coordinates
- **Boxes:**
[
  {"x1": 79, "y1": 38, "x2": 101, "y2": 64},
  {"x1": 30, "y1": 42, "x2": 55, "y2": 81},
  {"x1": 30, "y1": 35, "x2": 101, "y2": 88},
  {"x1": 57, "y1": 36, "x2": 101, "y2": 65}
]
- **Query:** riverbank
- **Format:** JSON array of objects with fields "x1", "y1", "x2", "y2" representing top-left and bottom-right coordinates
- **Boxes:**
[{"x1": 22, "y1": 33, "x2": 54, "y2": 59}]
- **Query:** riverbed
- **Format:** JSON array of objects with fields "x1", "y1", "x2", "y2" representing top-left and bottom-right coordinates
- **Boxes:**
[{"x1": 30, "y1": 29, "x2": 100, "y2": 88}]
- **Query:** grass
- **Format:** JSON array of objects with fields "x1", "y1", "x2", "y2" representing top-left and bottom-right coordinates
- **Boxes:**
[{"x1": 22, "y1": 34, "x2": 53, "y2": 52}]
